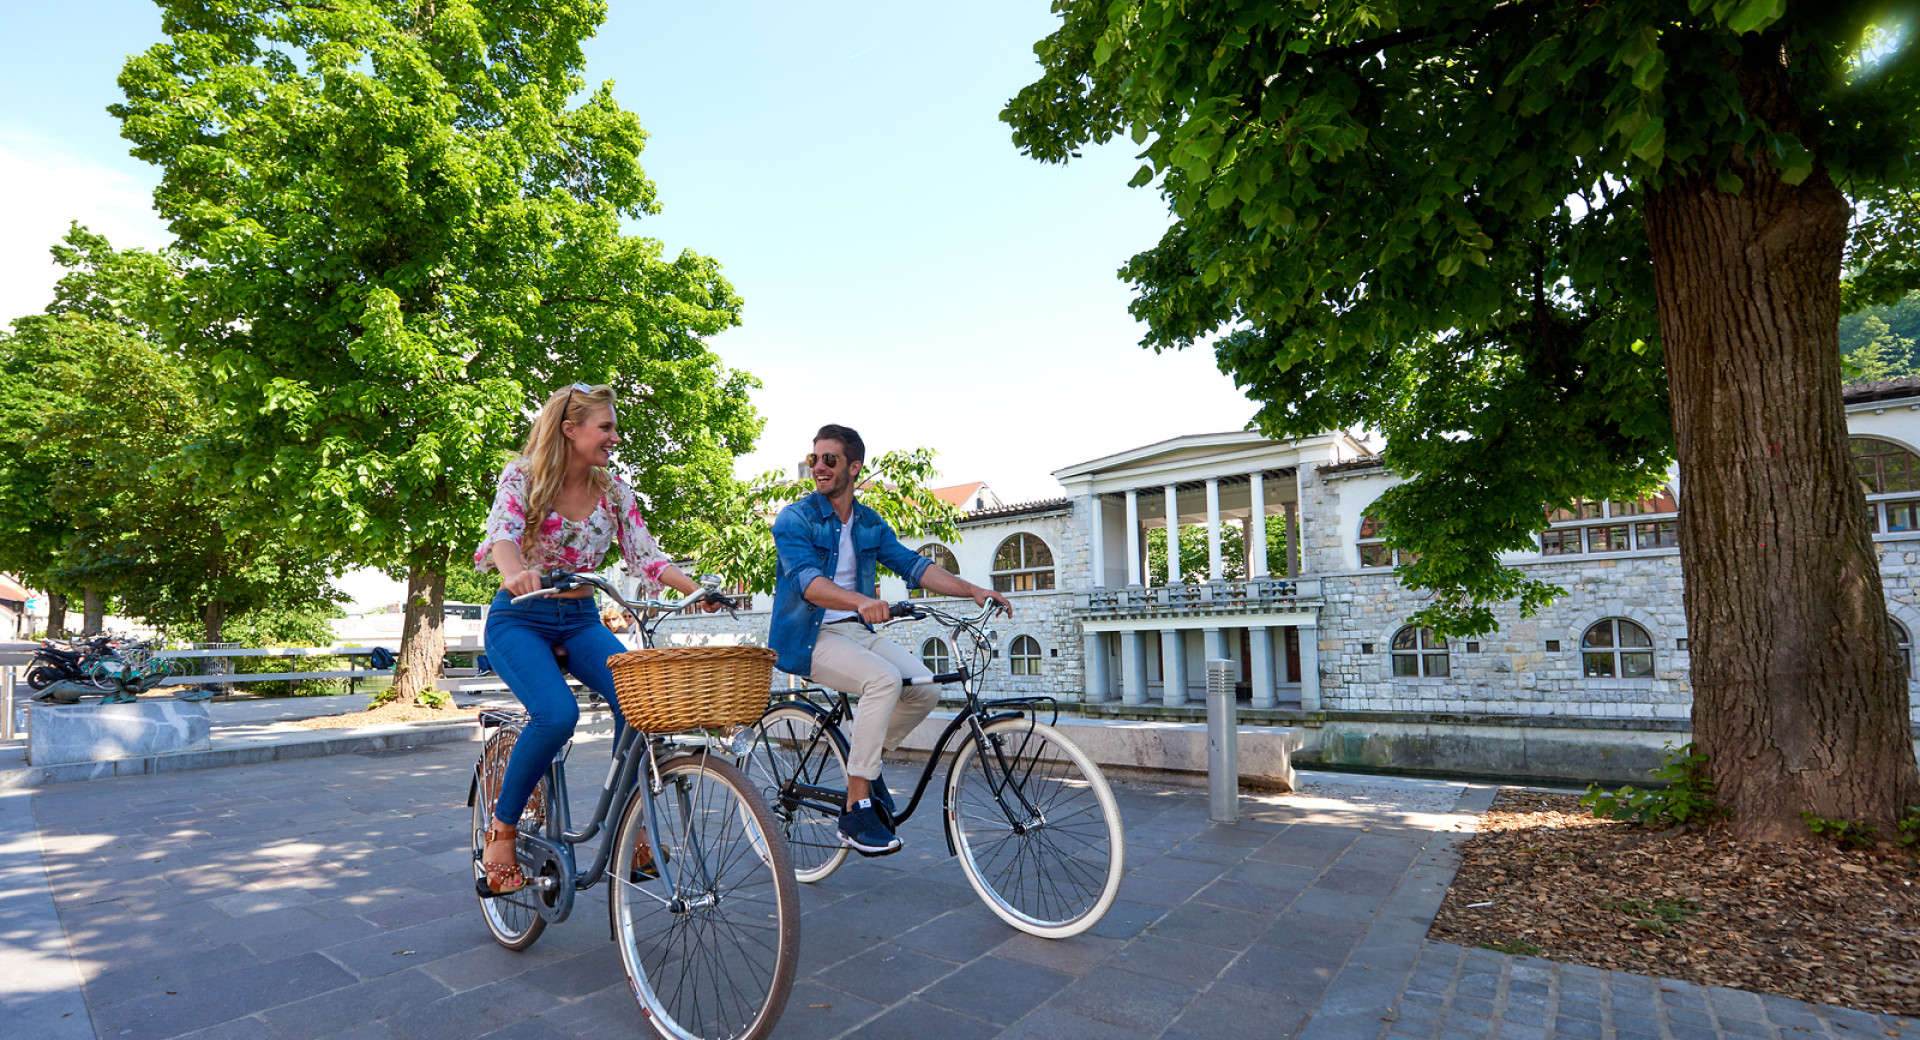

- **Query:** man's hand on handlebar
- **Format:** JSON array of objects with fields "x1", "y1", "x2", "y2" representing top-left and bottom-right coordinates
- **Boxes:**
[
  {"x1": 972, "y1": 586, "x2": 1013, "y2": 617},
  {"x1": 855, "y1": 596, "x2": 893, "y2": 625}
]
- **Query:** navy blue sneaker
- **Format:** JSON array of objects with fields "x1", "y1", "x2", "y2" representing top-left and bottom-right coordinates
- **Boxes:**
[{"x1": 838, "y1": 801, "x2": 902, "y2": 856}]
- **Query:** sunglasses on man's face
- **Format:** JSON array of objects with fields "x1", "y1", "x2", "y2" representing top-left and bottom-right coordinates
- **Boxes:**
[{"x1": 806, "y1": 452, "x2": 844, "y2": 470}]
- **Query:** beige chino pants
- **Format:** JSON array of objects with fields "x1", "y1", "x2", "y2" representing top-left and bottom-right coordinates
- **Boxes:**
[{"x1": 806, "y1": 623, "x2": 941, "y2": 780}]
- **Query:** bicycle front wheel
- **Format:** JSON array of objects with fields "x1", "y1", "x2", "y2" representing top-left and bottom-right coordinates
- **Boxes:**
[
  {"x1": 737, "y1": 704, "x2": 850, "y2": 883},
  {"x1": 471, "y1": 725, "x2": 551, "y2": 951},
  {"x1": 611, "y1": 752, "x2": 798, "y2": 1040},
  {"x1": 946, "y1": 717, "x2": 1125, "y2": 939}
]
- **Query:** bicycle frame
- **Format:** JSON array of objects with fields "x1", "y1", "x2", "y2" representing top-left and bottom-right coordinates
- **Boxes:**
[{"x1": 765, "y1": 612, "x2": 1063, "y2": 857}]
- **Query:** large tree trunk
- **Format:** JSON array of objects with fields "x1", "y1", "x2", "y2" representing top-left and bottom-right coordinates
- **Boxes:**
[
  {"x1": 46, "y1": 592, "x2": 66, "y2": 640},
  {"x1": 203, "y1": 598, "x2": 225, "y2": 645},
  {"x1": 389, "y1": 548, "x2": 449, "y2": 707},
  {"x1": 82, "y1": 587, "x2": 103, "y2": 636},
  {"x1": 1644, "y1": 40, "x2": 1920, "y2": 840}
]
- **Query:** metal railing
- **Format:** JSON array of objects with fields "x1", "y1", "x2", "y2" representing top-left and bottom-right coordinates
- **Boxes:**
[{"x1": 1073, "y1": 576, "x2": 1320, "y2": 620}]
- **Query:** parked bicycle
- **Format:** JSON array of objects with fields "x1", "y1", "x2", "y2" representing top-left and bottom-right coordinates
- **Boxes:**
[
  {"x1": 738, "y1": 599, "x2": 1126, "y2": 939},
  {"x1": 468, "y1": 571, "x2": 798, "y2": 1040}
]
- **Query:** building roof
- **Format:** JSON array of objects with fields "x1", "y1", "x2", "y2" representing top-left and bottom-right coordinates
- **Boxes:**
[
  {"x1": 1844, "y1": 377, "x2": 1920, "y2": 406},
  {"x1": 0, "y1": 576, "x2": 30, "y2": 601},
  {"x1": 959, "y1": 498, "x2": 1071, "y2": 523},
  {"x1": 933, "y1": 482, "x2": 986, "y2": 508}
]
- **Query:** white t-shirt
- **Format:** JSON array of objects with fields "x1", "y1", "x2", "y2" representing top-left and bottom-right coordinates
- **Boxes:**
[{"x1": 821, "y1": 519, "x2": 860, "y2": 623}]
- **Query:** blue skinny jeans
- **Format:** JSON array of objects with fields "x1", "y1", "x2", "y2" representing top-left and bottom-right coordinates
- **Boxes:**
[{"x1": 486, "y1": 590, "x2": 630, "y2": 828}]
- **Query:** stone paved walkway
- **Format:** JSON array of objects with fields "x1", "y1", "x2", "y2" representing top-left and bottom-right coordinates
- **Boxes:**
[{"x1": 4, "y1": 740, "x2": 1916, "y2": 1040}]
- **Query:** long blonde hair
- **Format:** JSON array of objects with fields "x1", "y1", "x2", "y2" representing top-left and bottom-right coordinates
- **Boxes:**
[{"x1": 516, "y1": 383, "x2": 616, "y2": 554}]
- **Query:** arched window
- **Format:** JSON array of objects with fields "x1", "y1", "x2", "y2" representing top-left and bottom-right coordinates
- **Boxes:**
[
  {"x1": 909, "y1": 543, "x2": 959, "y2": 598},
  {"x1": 991, "y1": 534, "x2": 1055, "y2": 592},
  {"x1": 1009, "y1": 635, "x2": 1043, "y2": 676},
  {"x1": 1853, "y1": 438, "x2": 1920, "y2": 533},
  {"x1": 1891, "y1": 618, "x2": 1911, "y2": 679},
  {"x1": 1582, "y1": 619, "x2": 1654, "y2": 678},
  {"x1": 922, "y1": 637, "x2": 953, "y2": 676},
  {"x1": 1853, "y1": 437, "x2": 1920, "y2": 495},
  {"x1": 1390, "y1": 626, "x2": 1448, "y2": 677}
]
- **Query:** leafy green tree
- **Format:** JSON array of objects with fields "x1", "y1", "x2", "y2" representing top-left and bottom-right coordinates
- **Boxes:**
[
  {"x1": 1144, "y1": 515, "x2": 1288, "y2": 586},
  {"x1": 1843, "y1": 315, "x2": 1916, "y2": 382},
  {"x1": 114, "y1": 0, "x2": 755, "y2": 703},
  {"x1": 1, "y1": 226, "x2": 340, "y2": 643},
  {"x1": 684, "y1": 449, "x2": 964, "y2": 595},
  {"x1": 1006, "y1": 1, "x2": 1920, "y2": 838}
]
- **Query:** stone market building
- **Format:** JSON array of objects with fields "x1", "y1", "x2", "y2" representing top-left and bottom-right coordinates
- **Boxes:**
[{"x1": 662, "y1": 382, "x2": 1920, "y2": 783}]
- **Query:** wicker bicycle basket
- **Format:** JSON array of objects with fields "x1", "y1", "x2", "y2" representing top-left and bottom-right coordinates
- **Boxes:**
[{"x1": 606, "y1": 645, "x2": 777, "y2": 733}]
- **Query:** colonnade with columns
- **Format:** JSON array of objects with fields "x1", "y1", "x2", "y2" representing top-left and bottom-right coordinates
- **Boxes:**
[{"x1": 1072, "y1": 468, "x2": 1322, "y2": 712}]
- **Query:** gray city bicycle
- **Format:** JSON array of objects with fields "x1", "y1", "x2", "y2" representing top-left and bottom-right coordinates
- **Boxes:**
[{"x1": 468, "y1": 572, "x2": 798, "y2": 1040}]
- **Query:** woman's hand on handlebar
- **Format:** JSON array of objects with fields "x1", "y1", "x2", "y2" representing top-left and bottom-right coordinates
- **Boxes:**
[{"x1": 501, "y1": 569, "x2": 543, "y2": 598}]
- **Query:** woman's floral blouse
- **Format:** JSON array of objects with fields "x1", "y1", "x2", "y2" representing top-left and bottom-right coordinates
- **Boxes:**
[{"x1": 474, "y1": 461, "x2": 674, "y2": 592}]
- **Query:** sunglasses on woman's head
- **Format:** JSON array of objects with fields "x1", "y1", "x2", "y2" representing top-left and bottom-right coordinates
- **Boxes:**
[
  {"x1": 556, "y1": 382, "x2": 596, "y2": 429},
  {"x1": 806, "y1": 452, "x2": 843, "y2": 470}
]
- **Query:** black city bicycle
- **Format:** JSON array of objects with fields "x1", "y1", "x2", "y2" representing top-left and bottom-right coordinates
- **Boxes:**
[
  {"x1": 738, "y1": 600, "x2": 1125, "y2": 939},
  {"x1": 468, "y1": 572, "x2": 798, "y2": 1040}
]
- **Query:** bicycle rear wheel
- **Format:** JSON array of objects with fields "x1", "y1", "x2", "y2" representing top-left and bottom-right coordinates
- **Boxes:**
[
  {"x1": 946, "y1": 717, "x2": 1126, "y2": 939},
  {"x1": 471, "y1": 724, "x2": 551, "y2": 951},
  {"x1": 737, "y1": 704, "x2": 850, "y2": 883},
  {"x1": 611, "y1": 752, "x2": 798, "y2": 1040}
]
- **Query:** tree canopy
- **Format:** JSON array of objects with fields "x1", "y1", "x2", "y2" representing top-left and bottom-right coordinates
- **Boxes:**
[{"x1": 113, "y1": 0, "x2": 758, "y2": 699}]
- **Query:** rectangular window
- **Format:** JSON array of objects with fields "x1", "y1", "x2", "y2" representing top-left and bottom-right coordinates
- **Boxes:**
[
  {"x1": 1868, "y1": 503, "x2": 1883, "y2": 533},
  {"x1": 1635, "y1": 521, "x2": 1678, "y2": 549},
  {"x1": 1583, "y1": 653, "x2": 1616, "y2": 678},
  {"x1": 1545, "y1": 640, "x2": 1561, "y2": 652},
  {"x1": 1613, "y1": 490, "x2": 1679, "y2": 516},
  {"x1": 1540, "y1": 529, "x2": 1581, "y2": 555},
  {"x1": 1621, "y1": 652, "x2": 1654, "y2": 678},
  {"x1": 1391, "y1": 655, "x2": 1420, "y2": 677},
  {"x1": 1423, "y1": 654, "x2": 1450, "y2": 678},
  {"x1": 1887, "y1": 500, "x2": 1920, "y2": 533},
  {"x1": 1588, "y1": 525, "x2": 1631, "y2": 553},
  {"x1": 1359, "y1": 543, "x2": 1393, "y2": 568}
]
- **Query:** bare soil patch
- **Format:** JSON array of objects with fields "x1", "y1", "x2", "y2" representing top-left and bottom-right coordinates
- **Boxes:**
[
  {"x1": 287, "y1": 700, "x2": 483, "y2": 730},
  {"x1": 1431, "y1": 790, "x2": 1920, "y2": 1017}
]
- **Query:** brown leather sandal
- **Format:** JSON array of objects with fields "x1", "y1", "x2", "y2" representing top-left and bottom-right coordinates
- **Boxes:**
[{"x1": 478, "y1": 822, "x2": 526, "y2": 897}]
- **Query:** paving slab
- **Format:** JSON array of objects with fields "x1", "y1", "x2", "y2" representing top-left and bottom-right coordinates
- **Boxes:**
[{"x1": 8, "y1": 744, "x2": 1920, "y2": 1040}]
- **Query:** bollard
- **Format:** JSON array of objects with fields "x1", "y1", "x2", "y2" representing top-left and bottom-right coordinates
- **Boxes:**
[
  {"x1": 1205, "y1": 658, "x2": 1238, "y2": 822},
  {"x1": 1, "y1": 666, "x2": 13, "y2": 742}
]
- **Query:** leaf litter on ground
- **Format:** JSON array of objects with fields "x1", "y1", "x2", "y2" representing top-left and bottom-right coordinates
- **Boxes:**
[{"x1": 1431, "y1": 790, "x2": 1920, "y2": 1017}]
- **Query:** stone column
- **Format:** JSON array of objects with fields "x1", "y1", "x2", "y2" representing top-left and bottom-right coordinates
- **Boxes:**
[
  {"x1": 1124, "y1": 490, "x2": 1142, "y2": 587},
  {"x1": 1284, "y1": 500, "x2": 1301, "y2": 578},
  {"x1": 1206, "y1": 479, "x2": 1224, "y2": 581},
  {"x1": 1160, "y1": 628, "x2": 1189, "y2": 706},
  {"x1": 1298, "y1": 620, "x2": 1321, "y2": 711},
  {"x1": 1204, "y1": 625, "x2": 1230, "y2": 664},
  {"x1": 1082, "y1": 632, "x2": 1110, "y2": 702},
  {"x1": 1121, "y1": 631, "x2": 1150, "y2": 705},
  {"x1": 1248, "y1": 625, "x2": 1276, "y2": 709},
  {"x1": 1164, "y1": 484, "x2": 1181, "y2": 585},
  {"x1": 1088, "y1": 495, "x2": 1107, "y2": 588},
  {"x1": 1249, "y1": 471, "x2": 1269, "y2": 578}
]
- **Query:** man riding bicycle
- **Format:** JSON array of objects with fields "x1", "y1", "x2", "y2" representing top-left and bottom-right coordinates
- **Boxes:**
[{"x1": 768, "y1": 424, "x2": 1011, "y2": 856}]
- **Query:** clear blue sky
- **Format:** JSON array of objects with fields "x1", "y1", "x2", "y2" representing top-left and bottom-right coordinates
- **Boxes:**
[{"x1": 0, "y1": 2, "x2": 1260, "y2": 605}]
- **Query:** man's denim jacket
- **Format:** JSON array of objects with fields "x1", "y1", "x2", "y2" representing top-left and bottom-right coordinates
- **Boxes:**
[{"x1": 768, "y1": 492, "x2": 931, "y2": 677}]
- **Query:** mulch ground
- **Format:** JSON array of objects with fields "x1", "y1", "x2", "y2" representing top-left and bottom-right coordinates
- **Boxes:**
[{"x1": 1431, "y1": 790, "x2": 1920, "y2": 1017}]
